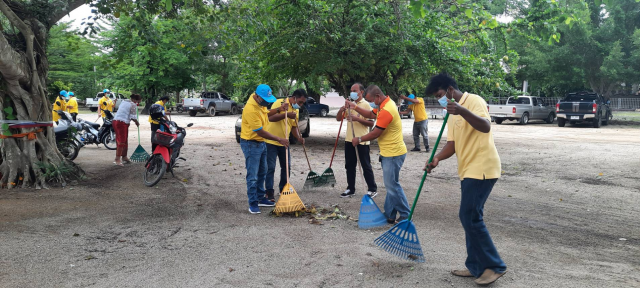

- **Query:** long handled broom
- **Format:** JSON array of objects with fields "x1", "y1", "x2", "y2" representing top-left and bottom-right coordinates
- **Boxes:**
[
  {"x1": 294, "y1": 117, "x2": 320, "y2": 189},
  {"x1": 315, "y1": 115, "x2": 343, "y2": 187},
  {"x1": 374, "y1": 103, "x2": 452, "y2": 262},
  {"x1": 130, "y1": 106, "x2": 150, "y2": 162},
  {"x1": 273, "y1": 111, "x2": 306, "y2": 213}
]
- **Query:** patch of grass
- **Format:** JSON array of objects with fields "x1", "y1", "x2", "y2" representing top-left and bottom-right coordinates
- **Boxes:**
[{"x1": 613, "y1": 111, "x2": 640, "y2": 122}]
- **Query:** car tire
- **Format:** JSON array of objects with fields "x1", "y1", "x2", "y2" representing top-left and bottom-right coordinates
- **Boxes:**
[
  {"x1": 189, "y1": 111, "x2": 197, "y2": 117},
  {"x1": 519, "y1": 112, "x2": 529, "y2": 125},
  {"x1": 90, "y1": 107, "x2": 98, "y2": 112},
  {"x1": 302, "y1": 121, "x2": 310, "y2": 137},
  {"x1": 235, "y1": 132, "x2": 240, "y2": 143},
  {"x1": 545, "y1": 113, "x2": 555, "y2": 124},
  {"x1": 495, "y1": 118, "x2": 503, "y2": 124},
  {"x1": 558, "y1": 118, "x2": 566, "y2": 127},
  {"x1": 593, "y1": 116, "x2": 601, "y2": 128},
  {"x1": 320, "y1": 108, "x2": 328, "y2": 117},
  {"x1": 230, "y1": 106, "x2": 238, "y2": 115},
  {"x1": 208, "y1": 106, "x2": 216, "y2": 117},
  {"x1": 289, "y1": 133, "x2": 297, "y2": 145},
  {"x1": 603, "y1": 112, "x2": 611, "y2": 125}
]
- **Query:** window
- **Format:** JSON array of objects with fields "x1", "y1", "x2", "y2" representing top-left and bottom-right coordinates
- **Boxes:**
[
  {"x1": 565, "y1": 94, "x2": 596, "y2": 102},
  {"x1": 307, "y1": 98, "x2": 316, "y2": 104},
  {"x1": 508, "y1": 97, "x2": 530, "y2": 104},
  {"x1": 220, "y1": 94, "x2": 230, "y2": 100},
  {"x1": 532, "y1": 97, "x2": 538, "y2": 106}
]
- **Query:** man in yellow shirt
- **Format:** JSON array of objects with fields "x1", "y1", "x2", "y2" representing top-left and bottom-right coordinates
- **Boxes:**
[
  {"x1": 97, "y1": 89, "x2": 115, "y2": 120},
  {"x1": 52, "y1": 90, "x2": 67, "y2": 124},
  {"x1": 66, "y1": 92, "x2": 79, "y2": 122},
  {"x1": 425, "y1": 73, "x2": 506, "y2": 286},
  {"x1": 336, "y1": 83, "x2": 377, "y2": 198},
  {"x1": 345, "y1": 85, "x2": 409, "y2": 224},
  {"x1": 240, "y1": 84, "x2": 289, "y2": 214},
  {"x1": 149, "y1": 96, "x2": 170, "y2": 152},
  {"x1": 400, "y1": 93, "x2": 429, "y2": 152},
  {"x1": 263, "y1": 89, "x2": 307, "y2": 202}
]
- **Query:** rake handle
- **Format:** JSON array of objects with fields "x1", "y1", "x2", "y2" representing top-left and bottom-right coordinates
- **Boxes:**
[
  {"x1": 347, "y1": 105, "x2": 367, "y2": 191},
  {"x1": 328, "y1": 116, "x2": 344, "y2": 169},
  {"x1": 283, "y1": 105, "x2": 290, "y2": 184},
  {"x1": 136, "y1": 106, "x2": 141, "y2": 145},
  {"x1": 294, "y1": 117, "x2": 313, "y2": 172},
  {"x1": 407, "y1": 100, "x2": 454, "y2": 221}
]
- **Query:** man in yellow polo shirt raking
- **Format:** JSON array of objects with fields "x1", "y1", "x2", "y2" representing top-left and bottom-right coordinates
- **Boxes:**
[
  {"x1": 240, "y1": 84, "x2": 290, "y2": 214},
  {"x1": 400, "y1": 93, "x2": 429, "y2": 152},
  {"x1": 345, "y1": 85, "x2": 409, "y2": 224},
  {"x1": 424, "y1": 73, "x2": 507, "y2": 286},
  {"x1": 263, "y1": 89, "x2": 307, "y2": 202}
]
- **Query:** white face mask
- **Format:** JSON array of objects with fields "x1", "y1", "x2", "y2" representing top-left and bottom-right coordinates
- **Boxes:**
[
  {"x1": 349, "y1": 92, "x2": 359, "y2": 101},
  {"x1": 438, "y1": 95, "x2": 449, "y2": 107}
]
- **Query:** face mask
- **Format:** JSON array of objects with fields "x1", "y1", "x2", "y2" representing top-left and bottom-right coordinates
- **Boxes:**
[
  {"x1": 369, "y1": 102, "x2": 378, "y2": 109},
  {"x1": 349, "y1": 92, "x2": 359, "y2": 101},
  {"x1": 438, "y1": 90, "x2": 450, "y2": 108},
  {"x1": 292, "y1": 103, "x2": 300, "y2": 110},
  {"x1": 258, "y1": 100, "x2": 272, "y2": 107}
]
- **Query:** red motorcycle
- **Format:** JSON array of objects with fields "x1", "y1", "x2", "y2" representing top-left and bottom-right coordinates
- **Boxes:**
[{"x1": 144, "y1": 120, "x2": 193, "y2": 187}]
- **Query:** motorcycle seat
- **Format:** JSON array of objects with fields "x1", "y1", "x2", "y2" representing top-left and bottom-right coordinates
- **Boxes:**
[{"x1": 83, "y1": 121, "x2": 101, "y2": 129}]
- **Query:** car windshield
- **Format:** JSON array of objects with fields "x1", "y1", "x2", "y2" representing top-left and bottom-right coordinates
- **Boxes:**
[
  {"x1": 565, "y1": 94, "x2": 597, "y2": 101},
  {"x1": 508, "y1": 97, "x2": 530, "y2": 104}
]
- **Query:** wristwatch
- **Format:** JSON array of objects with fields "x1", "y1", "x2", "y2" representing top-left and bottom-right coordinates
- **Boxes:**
[
  {"x1": 276, "y1": 107, "x2": 281, "y2": 113},
  {"x1": 358, "y1": 137, "x2": 362, "y2": 143}
]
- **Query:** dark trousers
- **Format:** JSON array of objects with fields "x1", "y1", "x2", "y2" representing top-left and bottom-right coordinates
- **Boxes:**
[
  {"x1": 266, "y1": 143, "x2": 290, "y2": 198},
  {"x1": 71, "y1": 113, "x2": 78, "y2": 122},
  {"x1": 460, "y1": 178, "x2": 507, "y2": 277},
  {"x1": 344, "y1": 142, "x2": 377, "y2": 193},
  {"x1": 151, "y1": 123, "x2": 160, "y2": 152}
]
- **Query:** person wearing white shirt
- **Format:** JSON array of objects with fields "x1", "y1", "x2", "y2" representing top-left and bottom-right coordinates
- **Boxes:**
[{"x1": 112, "y1": 94, "x2": 142, "y2": 166}]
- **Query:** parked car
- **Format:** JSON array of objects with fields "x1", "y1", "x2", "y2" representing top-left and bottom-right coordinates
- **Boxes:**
[
  {"x1": 235, "y1": 104, "x2": 310, "y2": 144},
  {"x1": 183, "y1": 91, "x2": 240, "y2": 117},
  {"x1": 488, "y1": 96, "x2": 556, "y2": 125},
  {"x1": 85, "y1": 92, "x2": 125, "y2": 112},
  {"x1": 399, "y1": 101, "x2": 412, "y2": 119},
  {"x1": 556, "y1": 91, "x2": 612, "y2": 128},
  {"x1": 305, "y1": 97, "x2": 330, "y2": 117}
]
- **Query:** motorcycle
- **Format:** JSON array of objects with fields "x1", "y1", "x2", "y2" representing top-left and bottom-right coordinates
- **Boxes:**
[
  {"x1": 76, "y1": 110, "x2": 116, "y2": 150},
  {"x1": 143, "y1": 119, "x2": 193, "y2": 187},
  {"x1": 54, "y1": 111, "x2": 82, "y2": 161}
]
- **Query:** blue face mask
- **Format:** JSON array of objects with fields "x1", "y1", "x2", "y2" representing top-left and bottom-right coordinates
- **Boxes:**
[
  {"x1": 369, "y1": 102, "x2": 378, "y2": 109},
  {"x1": 292, "y1": 103, "x2": 300, "y2": 110},
  {"x1": 438, "y1": 95, "x2": 449, "y2": 108},
  {"x1": 349, "y1": 92, "x2": 359, "y2": 101}
]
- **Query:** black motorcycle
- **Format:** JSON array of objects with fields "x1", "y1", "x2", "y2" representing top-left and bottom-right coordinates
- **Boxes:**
[
  {"x1": 76, "y1": 111, "x2": 116, "y2": 150},
  {"x1": 54, "y1": 111, "x2": 82, "y2": 161}
]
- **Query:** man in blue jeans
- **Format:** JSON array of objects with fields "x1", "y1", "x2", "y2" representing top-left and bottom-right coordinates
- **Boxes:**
[
  {"x1": 240, "y1": 84, "x2": 290, "y2": 214},
  {"x1": 345, "y1": 85, "x2": 409, "y2": 223},
  {"x1": 425, "y1": 73, "x2": 507, "y2": 286}
]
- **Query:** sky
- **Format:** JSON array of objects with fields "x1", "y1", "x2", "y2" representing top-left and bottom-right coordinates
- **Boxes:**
[{"x1": 59, "y1": 4, "x2": 93, "y2": 30}]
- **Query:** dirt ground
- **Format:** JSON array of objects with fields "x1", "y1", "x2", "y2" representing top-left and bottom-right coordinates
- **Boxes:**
[{"x1": 1, "y1": 111, "x2": 639, "y2": 288}]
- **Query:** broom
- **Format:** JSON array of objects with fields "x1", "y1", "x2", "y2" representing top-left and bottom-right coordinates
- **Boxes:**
[
  {"x1": 130, "y1": 106, "x2": 150, "y2": 162},
  {"x1": 374, "y1": 102, "x2": 452, "y2": 262},
  {"x1": 315, "y1": 114, "x2": 343, "y2": 187},
  {"x1": 294, "y1": 117, "x2": 320, "y2": 189},
  {"x1": 273, "y1": 110, "x2": 306, "y2": 213}
]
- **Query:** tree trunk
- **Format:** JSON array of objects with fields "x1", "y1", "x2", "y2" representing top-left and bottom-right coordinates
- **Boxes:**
[{"x1": 0, "y1": 2, "x2": 83, "y2": 188}]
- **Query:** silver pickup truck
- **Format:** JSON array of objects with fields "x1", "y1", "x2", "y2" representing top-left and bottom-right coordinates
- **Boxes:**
[
  {"x1": 488, "y1": 96, "x2": 556, "y2": 125},
  {"x1": 183, "y1": 91, "x2": 240, "y2": 117}
]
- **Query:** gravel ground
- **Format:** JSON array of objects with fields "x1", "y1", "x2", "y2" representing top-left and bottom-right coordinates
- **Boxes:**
[{"x1": 1, "y1": 112, "x2": 639, "y2": 288}]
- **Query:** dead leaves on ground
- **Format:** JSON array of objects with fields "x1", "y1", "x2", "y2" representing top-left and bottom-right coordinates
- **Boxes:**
[{"x1": 271, "y1": 205, "x2": 357, "y2": 226}]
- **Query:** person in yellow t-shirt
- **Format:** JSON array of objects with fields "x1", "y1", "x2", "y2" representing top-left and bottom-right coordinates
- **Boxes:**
[
  {"x1": 149, "y1": 96, "x2": 170, "y2": 152},
  {"x1": 336, "y1": 83, "x2": 377, "y2": 198},
  {"x1": 240, "y1": 84, "x2": 289, "y2": 214},
  {"x1": 400, "y1": 93, "x2": 429, "y2": 152},
  {"x1": 97, "y1": 90, "x2": 115, "y2": 120},
  {"x1": 52, "y1": 90, "x2": 68, "y2": 124},
  {"x1": 65, "y1": 92, "x2": 79, "y2": 122},
  {"x1": 263, "y1": 89, "x2": 307, "y2": 201},
  {"x1": 345, "y1": 85, "x2": 409, "y2": 224},
  {"x1": 424, "y1": 73, "x2": 506, "y2": 286}
]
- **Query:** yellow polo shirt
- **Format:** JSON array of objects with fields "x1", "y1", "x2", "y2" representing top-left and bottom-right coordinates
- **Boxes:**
[
  {"x1": 447, "y1": 92, "x2": 501, "y2": 180},
  {"x1": 265, "y1": 98, "x2": 299, "y2": 146},
  {"x1": 149, "y1": 100, "x2": 165, "y2": 124},
  {"x1": 372, "y1": 97, "x2": 407, "y2": 157},
  {"x1": 408, "y1": 98, "x2": 428, "y2": 122},
  {"x1": 98, "y1": 96, "x2": 114, "y2": 118},
  {"x1": 66, "y1": 97, "x2": 79, "y2": 114},
  {"x1": 52, "y1": 98, "x2": 67, "y2": 122},
  {"x1": 345, "y1": 99, "x2": 373, "y2": 145},
  {"x1": 240, "y1": 94, "x2": 269, "y2": 142}
]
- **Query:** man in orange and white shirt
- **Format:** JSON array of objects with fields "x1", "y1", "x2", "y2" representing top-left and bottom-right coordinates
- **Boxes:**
[{"x1": 344, "y1": 85, "x2": 409, "y2": 224}]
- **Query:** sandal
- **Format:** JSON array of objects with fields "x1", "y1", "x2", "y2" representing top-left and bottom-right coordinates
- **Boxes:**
[{"x1": 113, "y1": 162, "x2": 124, "y2": 167}]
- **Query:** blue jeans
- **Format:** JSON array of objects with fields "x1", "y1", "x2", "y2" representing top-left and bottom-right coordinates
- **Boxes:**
[
  {"x1": 240, "y1": 140, "x2": 268, "y2": 207},
  {"x1": 266, "y1": 143, "x2": 290, "y2": 196},
  {"x1": 460, "y1": 178, "x2": 507, "y2": 277},
  {"x1": 380, "y1": 154, "x2": 410, "y2": 220}
]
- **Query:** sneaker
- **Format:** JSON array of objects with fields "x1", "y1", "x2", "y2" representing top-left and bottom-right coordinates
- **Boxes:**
[
  {"x1": 410, "y1": 147, "x2": 421, "y2": 152},
  {"x1": 340, "y1": 189, "x2": 355, "y2": 198},
  {"x1": 265, "y1": 190, "x2": 275, "y2": 202},
  {"x1": 425, "y1": 146, "x2": 430, "y2": 152},
  {"x1": 249, "y1": 205, "x2": 261, "y2": 214},
  {"x1": 367, "y1": 191, "x2": 378, "y2": 198},
  {"x1": 258, "y1": 198, "x2": 275, "y2": 207}
]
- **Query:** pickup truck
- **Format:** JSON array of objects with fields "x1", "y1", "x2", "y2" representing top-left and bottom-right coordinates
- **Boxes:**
[
  {"x1": 183, "y1": 91, "x2": 240, "y2": 117},
  {"x1": 488, "y1": 96, "x2": 556, "y2": 125},
  {"x1": 85, "y1": 92, "x2": 124, "y2": 112},
  {"x1": 556, "y1": 92, "x2": 612, "y2": 128},
  {"x1": 304, "y1": 97, "x2": 330, "y2": 117}
]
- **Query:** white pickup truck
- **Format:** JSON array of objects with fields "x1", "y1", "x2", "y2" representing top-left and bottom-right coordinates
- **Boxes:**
[
  {"x1": 85, "y1": 92, "x2": 124, "y2": 112},
  {"x1": 488, "y1": 96, "x2": 556, "y2": 125}
]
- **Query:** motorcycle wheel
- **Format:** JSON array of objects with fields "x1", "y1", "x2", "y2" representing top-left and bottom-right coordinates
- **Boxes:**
[
  {"x1": 58, "y1": 141, "x2": 79, "y2": 161},
  {"x1": 102, "y1": 131, "x2": 117, "y2": 150},
  {"x1": 144, "y1": 155, "x2": 167, "y2": 187}
]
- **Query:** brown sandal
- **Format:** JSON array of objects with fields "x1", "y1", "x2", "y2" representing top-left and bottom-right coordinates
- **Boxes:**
[{"x1": 451, "y1": 269, "x2": 474, "y2": 277}]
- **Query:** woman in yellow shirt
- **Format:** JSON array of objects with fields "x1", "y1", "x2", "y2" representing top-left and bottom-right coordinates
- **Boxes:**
[
  {"x1": 52, "y1": 90, "x2": 67, "y2": 124},
  {"x1": 66, "y1": 92, "x2": 79, "y2": 121}
]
